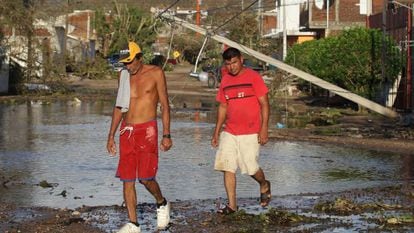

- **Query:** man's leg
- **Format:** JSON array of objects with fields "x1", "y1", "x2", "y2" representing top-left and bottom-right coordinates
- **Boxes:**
[
  {"x1": 251, "y1": 168, "x2": 268, "y2": 192},
  {"x1": 123, "y1": 181, "x2": 138, "y2": 223},
  {"x1": 139, "y1": 180, "x2": 165, "y2": 204},
  {"x1": 224, "y1": 171, "x2": 237, "y2": 210},
  {"x1": 140, "y1": 179, "x2": 170, "y2": 229},
  {"x1": 119, "y1": 182, "x2": 141, "y2": 232},
  {"x1": 251, "y1": 168, "x2": 271, "y2": 206}
]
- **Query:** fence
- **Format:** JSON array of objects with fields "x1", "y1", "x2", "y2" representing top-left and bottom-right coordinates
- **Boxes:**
[{"x1": 369, "y1": 6, "x2": 413, "y2": 111}]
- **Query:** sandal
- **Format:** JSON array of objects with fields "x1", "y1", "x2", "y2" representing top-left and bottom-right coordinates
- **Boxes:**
[
  {"x1": 217, "y1": 204, "x2": 237, "y2": 215},
  {"x1": 260, "y1": 180, "x2": 271, "y2": 207}
]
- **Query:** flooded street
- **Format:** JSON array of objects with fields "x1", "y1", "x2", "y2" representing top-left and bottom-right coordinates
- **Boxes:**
[{"x1": 0, "y1": 100, "x2": 412, "y2": 211}]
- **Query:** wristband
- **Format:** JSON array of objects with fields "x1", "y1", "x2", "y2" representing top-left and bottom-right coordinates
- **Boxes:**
[{"x1": 162, "y1": 134, "x2": 171, "y2": 139}]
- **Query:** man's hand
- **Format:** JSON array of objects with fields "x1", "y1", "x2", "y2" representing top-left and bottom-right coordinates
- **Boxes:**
[
  {"x1": 160, "y1": 138, "x2": 172, "y2": 151},
  {"x1": 258, "y1": 128, "x2": 268, "y2": 145},
  {"x1": 211, "y1": 134, "x2": 219, "y2": 148},
  {"x1": 107, "y1": 137, "x2": 117, "y2": 156}
]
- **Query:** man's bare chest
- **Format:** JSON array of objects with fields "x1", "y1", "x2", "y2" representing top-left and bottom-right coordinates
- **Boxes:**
[{"x1": 130, "y1": 78, "x2": 156, "y2": 96}]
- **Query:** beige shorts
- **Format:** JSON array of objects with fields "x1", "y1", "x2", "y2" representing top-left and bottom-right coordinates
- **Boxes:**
[{"x1": 214, "y1": 131, "x2": 260, "y2": 175}]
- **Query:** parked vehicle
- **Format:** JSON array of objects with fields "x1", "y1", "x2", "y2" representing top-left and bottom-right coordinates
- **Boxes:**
[
  {"x1": 150, "y1": 54, "x2": 178, "y2": 67},
  {"x1": 201, "y1": 63, "x2": 223, "y2": 89},
  {"x1": 243, "y1": 58, "x2": 266, "y2": 73},
  {"x1": 107, "y1": 53, "x2": 124, "y2": 72}
]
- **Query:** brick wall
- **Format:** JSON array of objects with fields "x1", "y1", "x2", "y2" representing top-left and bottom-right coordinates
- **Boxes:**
[
  {"x1": 263, "y1": 15, "x2": 276, "y2": 35},
  {"x1": 311, "y1": 0, "x2": 336, "y2": 22},
  {"x1": 68, "y1": 11, "x2": 94, "y2": 39},
  {"x1": 372, "y1": 0, "x2": 384, "y2": 15},
  {"x1": 339, "y1": 0, "x2": 366, "y2": 21},
  {"x1": 311, "y1": 0, "x2": 365, "y2": 23},
  {"x1": 34, "y1": 28, "x2": 51, "y2": 37},
  {"x1": 1, "y1": 26, "x2": 50, "y2": 37}
]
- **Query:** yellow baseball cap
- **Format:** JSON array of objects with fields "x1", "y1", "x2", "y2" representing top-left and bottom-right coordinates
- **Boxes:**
[{"x1": 119, "y1": 41, "x2": 142, "y2": 63}]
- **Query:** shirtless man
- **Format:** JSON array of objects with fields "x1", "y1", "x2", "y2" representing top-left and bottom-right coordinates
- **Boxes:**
[{"x1": 106, "y1": 41, "x2": 172, "y2": 233}]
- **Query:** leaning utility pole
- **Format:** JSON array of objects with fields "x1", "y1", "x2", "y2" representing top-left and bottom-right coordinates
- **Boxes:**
[{"x1": 163, "y1": 15, "x2": 399, "y2": 118}]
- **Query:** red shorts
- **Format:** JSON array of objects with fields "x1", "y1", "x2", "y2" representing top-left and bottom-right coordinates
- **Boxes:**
[{"x1": 116, "y1": 120, "x2": 158, "y2": 182}]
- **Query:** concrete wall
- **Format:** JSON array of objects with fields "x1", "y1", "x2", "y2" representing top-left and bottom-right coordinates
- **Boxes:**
[{"x1": 278, "y1": 0, "x2": 302, "y2": 31}]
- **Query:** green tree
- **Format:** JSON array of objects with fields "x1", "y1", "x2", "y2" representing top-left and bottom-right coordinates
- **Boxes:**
[
  {"x1": 109, "y1": 2, "x2": 160, "y2": 59},
  {"x1": 0, "y1": 0, "x2": 39, "y2": 86},
  {"x1": 172, "y1": 32, "x2": 221, "y2": 66},
  {"x1": 94, "y1": 8, "x2": 112, "y2": 57},
  {"x1": 285, "y1": 27, "x2": 402, "y2": 99},
  {"x1": 225, "y1": 13, "x2": 260, "y2": 49},
  {"x1": 210, "y1": 12, "x2": 280, "y2": 61}
]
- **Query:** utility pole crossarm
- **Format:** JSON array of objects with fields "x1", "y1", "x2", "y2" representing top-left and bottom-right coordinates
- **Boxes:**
[{"x1": 165, "y1": 15, "x2": 399, "y2": 118}]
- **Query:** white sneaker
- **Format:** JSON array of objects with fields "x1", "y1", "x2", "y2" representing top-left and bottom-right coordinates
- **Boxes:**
[
  {"x1": 117, "y1": 222, "x2": 141, "y2": 233},
  {"x1": 157, "y1": 201, "x2": 171, "y2": 229}
]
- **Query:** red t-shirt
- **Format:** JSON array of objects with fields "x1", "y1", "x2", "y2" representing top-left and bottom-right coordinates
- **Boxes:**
[{"x1": 216, "y1": 68, "x2": 268, "y2": 135}]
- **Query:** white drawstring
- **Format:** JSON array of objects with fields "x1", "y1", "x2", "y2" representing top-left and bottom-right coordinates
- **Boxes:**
[{"x1": 120, "y1": 126, "x2": 133, "y2": 139}]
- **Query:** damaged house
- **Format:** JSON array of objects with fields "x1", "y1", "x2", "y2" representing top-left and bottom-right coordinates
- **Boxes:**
[{"x1": 0, "y1": 9, "x2": 96, "y2": 94}]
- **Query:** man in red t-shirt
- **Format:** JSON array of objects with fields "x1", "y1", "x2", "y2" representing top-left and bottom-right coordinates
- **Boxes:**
[{"x1": 211, "y1": 47, "x2": 271, "y2": 214}]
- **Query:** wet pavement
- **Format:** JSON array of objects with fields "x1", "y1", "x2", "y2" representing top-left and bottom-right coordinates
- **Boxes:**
[
  {"x1": 1, "y1": 100, "x2": 414, "y2": 232},
  {"x1": 1, "y1": 100, "x2": 412, "y2": 206}
]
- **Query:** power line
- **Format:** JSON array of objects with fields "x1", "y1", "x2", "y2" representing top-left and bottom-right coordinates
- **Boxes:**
[
  {"x1": 165, "y1": 0, "x2": 326, "y2": 29},
  {"x1": 213, "y1": 0, "x2": 259, "y2": 33},
  {"x1": 160, "y1": 0, "x2": 340, "y2": 40},
  {"x1": 155, "y1": 0, "x2": 181, "y2": 19},
  {"x1": 204, "y1": 0, "x2": 275, "y2": 13}
]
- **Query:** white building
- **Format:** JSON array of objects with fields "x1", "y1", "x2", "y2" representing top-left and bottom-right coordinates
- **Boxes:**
[{"x1": 263, "y1": 0, "x2": 315, "y2": 60}]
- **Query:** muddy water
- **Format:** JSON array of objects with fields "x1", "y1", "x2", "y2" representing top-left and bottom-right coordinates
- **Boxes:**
[{"x1": 0, "y1": 101, "x2": 411, "y2": 209}]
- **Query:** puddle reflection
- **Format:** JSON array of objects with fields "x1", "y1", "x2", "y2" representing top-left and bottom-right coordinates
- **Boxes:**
[{"x1": 0, "y1": 101, "x2": 411, "y2": 209}]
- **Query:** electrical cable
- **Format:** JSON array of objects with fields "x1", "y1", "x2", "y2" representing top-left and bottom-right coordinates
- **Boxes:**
[
  {"x1": 212, "y1": 0, "x2": 259, "y2": 33},
  {"x1": 155, "y1": 0, "x2": 181, "y2": 19}
]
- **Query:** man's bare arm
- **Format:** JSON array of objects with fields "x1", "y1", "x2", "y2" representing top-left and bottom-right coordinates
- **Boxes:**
[
  {"x1": 107, "y1": 72, "x2": 124, "y2": 156},
  {"x1": 156, "y1": 68, "x2": 172, "y2": 151},
  {"x1": 107, "y1": 105, "x2": 124, "y2": 155},
  {"x1": 258, "y1": 94, "x2": 269, "y2": 145},
  {"x1": 211, "y1": 102, "x2": 227, "y2": 147}
]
